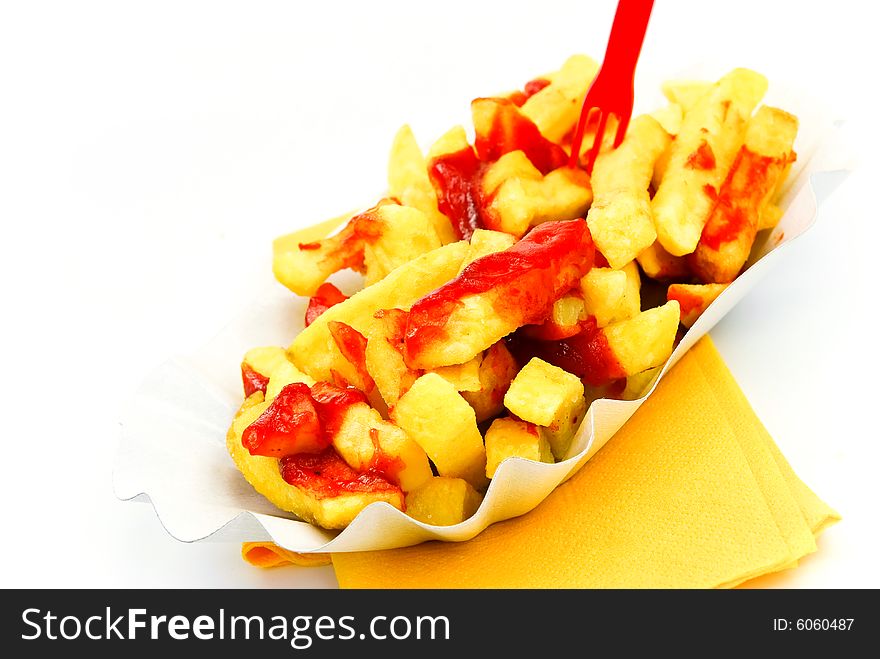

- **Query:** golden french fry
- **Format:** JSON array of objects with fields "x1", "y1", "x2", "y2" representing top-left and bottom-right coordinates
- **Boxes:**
[
  {"x1": 484, "y1": 159, "x2": 591, "y2": 237},
  {"x1": 636, "y1": 240, "x2": 690, "y2": 281},
  {"x1": 587, "y1": 114, "x2": 670, "y2": 268},
  {"x1": 388, "y1": 125, "x2": 458, "y2": 244},
  {"x1": 430, "y1": 355, "x2": 483, "y2": 392},
  {"x1": 461, "y1": 341, "x2": 519, "y2": 422},
  {"x1": 458, "y1": 229, "x2": 516, "y2": 274},
  {"x1": 603, "y1": 301, "x2": 681, "y2": 376},
  {"x1": 757, "y1": 203, "x2": 783, "y2": 231},
  {"x1": 503, "y1": 358, "x2": 586, "y2": 459},
  {"x1": 392, "y1": 373, "x2": 488, "y2": 490},
  {"x1": 652, "y1": 68, "x2": 768, "y2": 256},
  {"x1": 661, "y1": 79, "x2": 712, "y2": 113},
  {"x1": 690, "y1": 106, "x2": 798, "y2": 283},
  {"x1": 331, "y1": 402, "x2": 432, "y2": 493},
  {"x1": 484, "y1": 417, "x2": 554, "y2": 479},
  {"x1": 362, "y1": 204, "x2": 443, "y2": 285},
  {"x1": 580, "y1": 261, "x2": 641, "y2": 328},
  {"x1": 404, "y1": 477, "x2": 483, "y2": 526},
  {"x1": 290, "y1": 241, "x2": 468, "y2": 384},
  {"x1": 226, "y1": 393, "x2": 404, "y2": 529},
  {"x1": 521, "y1": 55, "x2": 599, "y2": 143}
]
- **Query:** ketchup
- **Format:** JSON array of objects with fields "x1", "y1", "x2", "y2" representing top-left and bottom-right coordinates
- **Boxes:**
[
  {"x1": 305, "y1": 282, "x2": 348, "y2": 327},
  {"x1": 473, "y1": 98, "x2": 568, "y2": 175},
  {"x1": 310, "y1": 381, "x2": 368, "y2": 437},
  {"x1": 428, "y1": 146, "x2": 483, "y2": 240},
  {"x1": 280, "y1": 449, "x2": 401, "y2": 500},
  {"x1": 698, "y1": 148, "x2": 777, "y2": 250},
  {"x1": 509, "y1": 77, "x2": 551, "y2": 107},
  {"x1": 241, "y1": 363, "x2": 270, "y2": 397},
  {"x1": 685, "y1": 140, "x2": 716, "y2": 170},
  {"x1": 667, "y1": 288, "x2": 703, "y2": 318},
  {"x1": 242, "y1": 382, "x2": 327, "y2": 458},
  {"x1": 405, "y1": 219, "x2": 595, "y2": 365},
  {"x1": 327, "y1": 321, "x2": 375, "y2": 394},
  {"x1": 509, "y1": 316, "x2": 625, "y2": 387}
]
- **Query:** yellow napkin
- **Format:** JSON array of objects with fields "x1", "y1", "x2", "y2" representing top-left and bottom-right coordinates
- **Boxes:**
[{"x1": 244, "y1": 337, "x2": 838, "y2": 588}]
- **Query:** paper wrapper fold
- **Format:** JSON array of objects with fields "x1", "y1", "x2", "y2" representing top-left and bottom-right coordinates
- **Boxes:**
[{"x1": 114, "y1": 76, "x2": 851, "y2": 554}]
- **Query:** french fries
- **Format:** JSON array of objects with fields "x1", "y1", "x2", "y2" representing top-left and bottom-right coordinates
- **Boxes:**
[
  {"x1": 388, "y1": 125, "x2": 458, "y2": 245},
  {"x1": 690, "y1": 106, "x2": 798, "y2": 283},
  {"x1": 652, "y1": 68, "x2": 768, "y2": 256},
  {"x1": 226, "y1": 57, "x2": 799, "y2": 531},
  {"x1": 587, "y1": 115, "x2": 670, "y2": 269}
]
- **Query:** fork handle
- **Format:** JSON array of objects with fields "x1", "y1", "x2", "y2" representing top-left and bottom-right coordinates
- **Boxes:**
[{"x1": 603, "y1": 0, "x2": 654, "y2": 77}]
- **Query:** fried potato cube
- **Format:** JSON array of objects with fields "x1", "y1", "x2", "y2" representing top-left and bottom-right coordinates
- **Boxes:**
[
  {"x1": 523, "y1": 292, "x2": 587, "y2": 340},
  {"x1": 461, "y1": 341, "x2": 519, "y2": 423},
  {"x1": 637, "y1": 240, "x2": 691, "y2": 281},
  {"x1": 458, "y1": 229, "x2": 516, "y2": 273},
  {"x1": 521, "y1": 54, "x2": 599, "y2": 142},
  {"x1": 580, "y1": 261, "x2": 641, "y2": 328},
  {"x1": 387, "y1": 125, "x2": 457, "y2": 244},
  {"x1": 404, "y1": 477, "x2": 483, "y2": 526},
  {"x1": 586, "y1": 115, "x2": 670, "y2": 268},
  {"x1": 485, "y1": 417, "x2": 555, "y2": 478},
  {"x1": 603, "y1": 301, "x2": 680, "y2": 376},
  {"x1": 404, "y1": 219, "x2": 594, "y2": 369},
  {"x1": 661, "y1": 80, "x2": 712, "y2": 113},
  {"x1": 622, "y1": 366, "x2": 662, "y2": 400},
  {"x1": 485, "y1": 160, "x2": 592, "y2": 237},
  {"x1": 331, "y1": 402, "x2": 432, "y2": 493},
  {"x1": 289, "y1": 241, "x2": 468, "y2": 384},
  {"x1": 362, "y1": 204, "x2": 443, "y2": 285},
  {"x1": 652, "y1": 68, "x2": 768, "y2": 256},
  {"x1": 667, "y1": 283, "x2": 728, "y2": 327},
  {"x1": 226, "y1": 394, "x2": 403, "y2": 529},
  {"x1": 504, "y1": 358, "x2": 586, "y2": 459},
  {"x1": 391, "y1": 373, "x2": 488, "y2": 490},
  {"x1": 265, "y1": 360, "x2": 316, "y2": 401},
  {"x1": 690, "y1": 106, "x2": 798, "y2": 283},
  {"x1": 363, "y1": 308, "x2": 418, "y2": 407},
  {"x1": 429, "y1": 355, "x2": 483, "y2": 392}
]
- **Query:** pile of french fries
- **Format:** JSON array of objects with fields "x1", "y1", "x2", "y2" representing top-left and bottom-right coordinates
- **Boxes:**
[{"x1": 226, "y1": 56, "x2": 798, "y2": 530}]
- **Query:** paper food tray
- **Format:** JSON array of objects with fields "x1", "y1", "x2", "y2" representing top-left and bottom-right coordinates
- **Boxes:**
[{"x1": 114, "y1": 70, "x2": 850, "y2": 554}]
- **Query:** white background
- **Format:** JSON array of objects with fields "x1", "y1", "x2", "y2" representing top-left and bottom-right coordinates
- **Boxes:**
[{"x1": 0, "y1": 0, "x2": 877, "y2": 588}]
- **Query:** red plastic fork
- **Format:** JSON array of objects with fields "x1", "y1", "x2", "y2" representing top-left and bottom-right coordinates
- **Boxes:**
[{"x1": 568, "y1": 0, "x2": 654, "y2": 173}]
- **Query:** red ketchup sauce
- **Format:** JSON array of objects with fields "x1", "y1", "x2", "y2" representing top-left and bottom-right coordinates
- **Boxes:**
[
  {"x1": 699, "y1": 148, "x2": 779, "y2": 251},
  {"x1": 280, "y1": 449, "x2": 400, "y2": 500},
  {"x1": 241, "y1": 363, "x2": 270, "y2": 397},
  {"x1": 474, "y1": 98, "x2": 568, "y2": 175},
  {"x1": 428, "y1": 146, "x2": 483, "y2": 241},
  {"x1": 508, "y1": 77, "x2": 551, "y2": 107},
  {"x1": 309, "y1": 381, "x2": 368, "y2": 437},
  {"x1": 667, "y1": 288, "x2": 704, "y2": 319},
  {"x1": 242, "y1": 382, "x2": 326, "y2": 458},
  {"x1": 404, "y1": 219, "x2": 595, "y2": 364},
  {"x1": 509, "y1": 316, "x2": 625, "y2": 388},
  {"x1": 685, "y1": 140, "x2": 716, "y2": 170},
  {"x1": 327, "y1": 321, "x2": 375, "y2": 394},
  {"x1": 305, "y1": 282, "x2": 348, "y2": 327},
  {"x1": 428, "y1": 94, "x2": 568, "y2": 240}
]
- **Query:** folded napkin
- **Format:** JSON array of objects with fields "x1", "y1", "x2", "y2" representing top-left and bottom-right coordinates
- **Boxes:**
[{"x1": 245, "y1": 336, "x2": 838, "y2": 588}]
